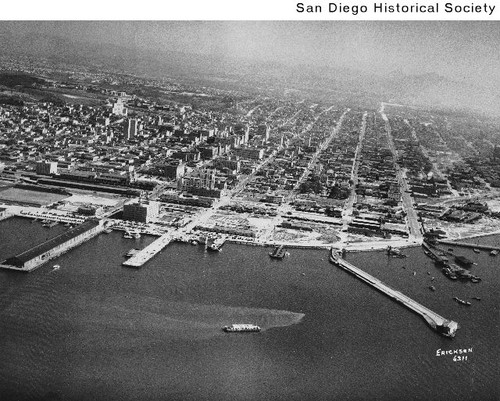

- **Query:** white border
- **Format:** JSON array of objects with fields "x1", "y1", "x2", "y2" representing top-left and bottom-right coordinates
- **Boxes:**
[{"x1": 1, "y1": 0, "x2": 499, "y2": 21}]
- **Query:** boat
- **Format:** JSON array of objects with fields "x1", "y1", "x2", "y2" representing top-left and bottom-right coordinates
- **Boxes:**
[
  {"x1": 490, "y1": 250, "x2": 499, "y2": 256},
  {"x1": 125, "y1": 248, "x2": 140, "y2": 257},
  {"x1": 473, "y1": 248, "x2": 480, "y2": 254},
  {"x1": 269, "y1": 245, "x2": 286, "y2": 259},
  {"x1": 206, "y1": 238, "x2": 222, "y2": 252},
  {"x1": 123, "y1": 231, "x2": 133, "y2": 239},
  {"x1": 52, "y1": 264, "x2": 60, "y2": 270},
  {"x1": 472, "y1": 296, "x2": 481, "y2": 301},
  {"x1": 222, "y1": 324, "x2": 261, "y2": 333},
  {"x1": 453, "y1": 297, "x2": 471, "y2": 306},
  {"x1": 429, "y1": 285, "x2": 436, "y2": 291}
]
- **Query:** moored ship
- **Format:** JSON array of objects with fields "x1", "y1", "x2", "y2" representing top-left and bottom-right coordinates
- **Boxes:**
[
  {"x1": 206, "y1": 237, "x2": 223, "y2": 252},
  {"x1": 222, "y1": 324, "x2": 261, "y2": 333},
  {"x1": 269, "y1": 245, "x2": 286, "y2": 259}
]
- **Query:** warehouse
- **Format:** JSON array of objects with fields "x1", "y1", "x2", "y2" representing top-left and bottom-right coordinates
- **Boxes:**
[{"x1": 4, "y1": 220, "x2": 102, "y2": 271}]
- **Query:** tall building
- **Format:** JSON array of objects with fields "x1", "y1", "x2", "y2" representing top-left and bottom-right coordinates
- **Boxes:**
[
  {"x1": 36, "y1": 161, "x2": 58, "y2": 175},
  {"x1": 124, "y1": 118, "x2": 138, "y2": 140},
  {"x1": 123, "y1": 201, "x2": 159, "y2": 223},
  {"x1": 112, "y1": 98, "x2": 128, "y2": 116}
]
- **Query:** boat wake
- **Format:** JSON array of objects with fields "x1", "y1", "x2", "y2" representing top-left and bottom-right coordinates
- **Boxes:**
[{"x1": 67, "y1": 295, "x2": 305, "y2": 342}]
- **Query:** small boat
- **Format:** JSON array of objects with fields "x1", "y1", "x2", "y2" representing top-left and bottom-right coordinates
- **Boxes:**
[
  {"x1": 123, "y1": 231, "x2": 133, "y2": 239},
  {"x1": 490, "y1": 250, "x2": 498, "y2": 256},
  {"x1": 104, "y1": 228, "x2": 113, "y2": 234},
  {"x1": 413, "y1": 271, "x2": 416, "y2": 276},
  {"x1": 125, "y1": 249, "x2": 140, "y2": 257},
  {"x1": 52, "y1": 264, "x2": 61, "y2": 271},
  {"x1": 269, "y1": 245, "x2": 286, "y2": 259},
  {"x1": 222, "y1": 324, "x2": 261, "y2": 333},
  {"x1": 473, "y1": 248, "x2": 480, "y2": 254},
  {"x1": 429, "y1": 285, "x2": 436, "y2": 291},
  {"x1": 472, "y1": 296, "x2": 481, "y2": 301},
  {"x1": 453, "y1": 297, "x2": 471, "y2": 306}
]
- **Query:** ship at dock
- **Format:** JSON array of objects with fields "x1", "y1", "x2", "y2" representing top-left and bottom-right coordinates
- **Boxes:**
[
  {"x1": 269, "y1": 245, "x2": 287, "y2": 259},
  {"x1": 205, "y1": 237, "x2": 224, "y2": 252},
  {"x1": 222, "y1": 324, "x2": 261, "y2": 333}
]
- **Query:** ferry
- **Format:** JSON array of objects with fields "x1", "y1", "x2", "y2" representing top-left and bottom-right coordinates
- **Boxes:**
[
  {"x1": 269, "y1": 245, "x2": 286, "y2": 259},
  {"x1": 222, "y1": 324, "x2": 261, "y2": 333}
]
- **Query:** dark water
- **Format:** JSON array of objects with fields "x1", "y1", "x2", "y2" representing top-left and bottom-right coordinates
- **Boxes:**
[{"x1": 0, "y1": 217, "x2": 498, "y2": 401}]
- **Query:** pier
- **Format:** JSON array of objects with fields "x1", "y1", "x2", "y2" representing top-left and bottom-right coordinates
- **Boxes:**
[
  {"x1": 437, "y1": 239, "x2": 500, "y2": 252},
  {"x1": 122, "y1": 232, "x2": 173, "y2": 267},
  {"x1": 330, "y1": 249, "x2": 458, "y2": 337}
]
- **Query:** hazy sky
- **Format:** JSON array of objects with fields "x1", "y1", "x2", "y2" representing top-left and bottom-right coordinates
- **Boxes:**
[{"x1": 3, "y1": 21, "x2": 500, "y2": 87}]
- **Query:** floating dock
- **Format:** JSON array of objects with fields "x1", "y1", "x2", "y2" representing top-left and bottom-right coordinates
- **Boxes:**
[{"x1": 329, "y1": 249, "x2": 458, "y2": 337}]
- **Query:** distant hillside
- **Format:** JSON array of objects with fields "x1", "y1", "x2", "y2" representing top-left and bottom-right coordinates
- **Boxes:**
[{"x1": 0, "y1": 31, "x2": 498, "y2": 116}]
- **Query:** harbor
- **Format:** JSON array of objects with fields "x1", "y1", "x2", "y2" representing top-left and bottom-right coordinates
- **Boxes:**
[{"x1": 0, "y1": 217, "x2": 498, "y2": 401}]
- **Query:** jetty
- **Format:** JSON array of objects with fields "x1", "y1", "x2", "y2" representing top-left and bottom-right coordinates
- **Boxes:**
[
  {"x1": 122, "y1": 232, "x2": 173, "y2": 267},
  {"x1": 329, "y1": 249, "x2": 458, "y2": 338},
  {"x1": 436, "y1": 239, "x2": 499, "y2": 253}
]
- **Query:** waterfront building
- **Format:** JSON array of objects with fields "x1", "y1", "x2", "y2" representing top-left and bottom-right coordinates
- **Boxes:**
[
  {"x1": 3, "y1": 220, "x2": 102, "y2": 271},
  {"x1": 36, "y1": 161, "x2": 58, "y2": 175},
  {"x1": 123, "y1": 200, "x2": 159, "y2": 223}
]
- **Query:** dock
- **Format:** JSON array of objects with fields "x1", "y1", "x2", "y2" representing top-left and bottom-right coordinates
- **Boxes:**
[
  {"x1": 437, "y1": 239, "x2": 500, "y2": 253},
  {"x1": 122, "y1": 232, "x2": 173, "y2": 267},
  {"x1": 329, "y1": 249, "x2": 458, "y2": 337}
]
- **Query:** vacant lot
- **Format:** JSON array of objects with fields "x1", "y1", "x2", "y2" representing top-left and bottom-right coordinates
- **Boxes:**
[{"x1": 0, "y1": 187, "x2": 68, "y2": 206}]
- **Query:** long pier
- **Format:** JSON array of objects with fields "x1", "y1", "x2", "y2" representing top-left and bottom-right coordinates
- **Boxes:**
[
  {"x1": 437, "y1": 239, "x2": 499, "y2": 252},
  {"x1": 122, "y1": 232, "x2": 173, "y2": 267},
  {"x1": 330, "y1": 250, "x2": 458, "y2": 337}
]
